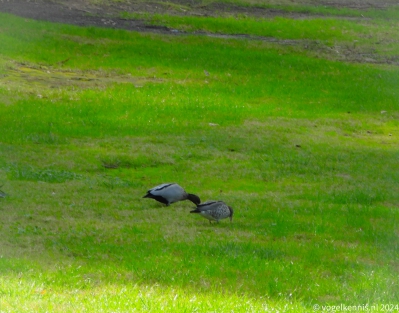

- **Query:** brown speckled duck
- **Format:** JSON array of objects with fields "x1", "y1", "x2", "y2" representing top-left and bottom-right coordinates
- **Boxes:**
[{"x1": 190, "y1": 200, "x2": 233, "y2": 223}]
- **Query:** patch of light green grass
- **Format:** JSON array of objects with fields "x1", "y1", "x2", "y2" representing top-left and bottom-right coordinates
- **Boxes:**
[{"x1": 0, "y1": 267, "x2": 311, "y2": 312}]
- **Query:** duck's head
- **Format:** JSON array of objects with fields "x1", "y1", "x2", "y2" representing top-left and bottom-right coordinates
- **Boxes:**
[{"x1": 188, "y1": 194, "x2": 201, "y2": 205}]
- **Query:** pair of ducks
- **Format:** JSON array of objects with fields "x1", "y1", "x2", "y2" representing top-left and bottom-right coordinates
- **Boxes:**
[{"x1": 143, "y1": 183, "x2": 233, "y2": 224}]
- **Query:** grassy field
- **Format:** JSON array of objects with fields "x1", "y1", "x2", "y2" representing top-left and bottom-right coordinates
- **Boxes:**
[{"x1": 0, "y1": 2, "x2": 399, "y2": 312}]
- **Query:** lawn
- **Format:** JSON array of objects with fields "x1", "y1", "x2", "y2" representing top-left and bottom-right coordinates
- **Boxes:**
[{"x1": 0, "y1": 2, "x2": 398, "y2": 312}]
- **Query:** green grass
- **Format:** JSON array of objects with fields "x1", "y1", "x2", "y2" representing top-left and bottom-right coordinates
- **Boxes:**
[
  {"x1": 0, "y1": 6, "x2": 399, "y2": 312},
  {"x1": 216, "y1": 0, "x2": 399, "y2": 20},
  {"x1": 121, "y1": 12, "x2": 399, "y2": 63},
  {"x1": 122, "y1": 13, "x2": 369, "y2": 40}
]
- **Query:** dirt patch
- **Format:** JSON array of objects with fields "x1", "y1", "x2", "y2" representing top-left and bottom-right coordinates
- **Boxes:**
[
  {"x1": 0, "y1": 0, "x2": 164, "y2": 32},
  {"x1": 2, "y1": 62, "x2": 163, "y2": 91},
  {"x1": 0, "y1": 0, "x2": 393, "y2": 32},
  {"x1": 0, "y1": 0, "x2": 290, "y2": 33}
]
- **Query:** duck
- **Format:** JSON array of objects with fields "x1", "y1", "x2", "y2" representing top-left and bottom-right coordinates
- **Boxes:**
[
  {"x1": 143, "y1": 183, "x2": 201, "y2": 206},
  {"x1": 190, "y1": 200, "x2": 233, "y2": 223}
]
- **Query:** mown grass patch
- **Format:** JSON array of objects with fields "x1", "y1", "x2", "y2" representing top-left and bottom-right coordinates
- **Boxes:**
[{"x1": 0, "y1": 7, "x2": 398, "y2": 313}]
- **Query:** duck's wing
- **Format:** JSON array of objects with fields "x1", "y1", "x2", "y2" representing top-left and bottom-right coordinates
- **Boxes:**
[
  {"x1": 196, "y1": 201, "x2": 224, "y2": 211},
  {"x1": 147, "y1": 183, "x2": 176, "y2": 194}
]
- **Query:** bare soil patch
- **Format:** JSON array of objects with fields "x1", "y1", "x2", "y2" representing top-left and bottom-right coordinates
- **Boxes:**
[
  {"x1": 0, "y1": 0, "x2": 393, "y2": 32},
  {"x1": 5, "y1": 62, "x2": 162, "y2": 91}
]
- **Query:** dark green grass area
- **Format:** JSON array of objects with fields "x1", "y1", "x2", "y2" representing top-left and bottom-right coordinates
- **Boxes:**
[
  {"x1": 0, "y1": 10, "x2": 398, "y2": 312},
  {"x1": 122, "y1": 13, "x2": 367, "y2": 40},
  {"x1": 0, "y1": 13, "x2": 398, "y2": 142}
]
